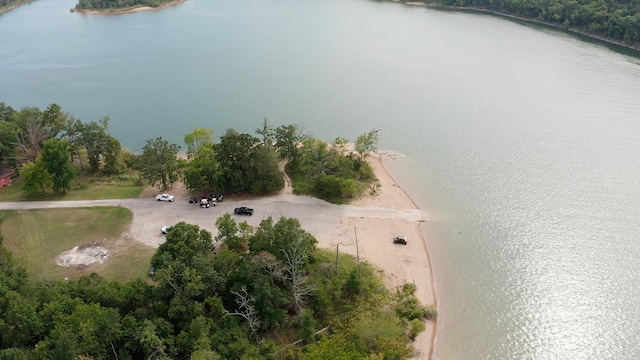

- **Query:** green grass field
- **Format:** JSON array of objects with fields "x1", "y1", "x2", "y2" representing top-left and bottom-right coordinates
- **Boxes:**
[
  {"x1": 0, "y1": 174, "x2": 146, "y2": 202},
  {"x1": 0, "y1": 207, "x2": 155, "y2": 282}
]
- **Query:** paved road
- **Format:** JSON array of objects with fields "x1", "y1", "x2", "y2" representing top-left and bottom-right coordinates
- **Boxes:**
[{"x1": 0, "y1": 194, "x2": 425, "y2": 248}]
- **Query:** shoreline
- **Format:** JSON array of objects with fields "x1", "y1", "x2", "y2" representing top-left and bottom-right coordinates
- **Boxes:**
[
  {"x1": 71, "y1": 0, "x2": 189, "y2": 15},
  {"x1": 0, "y1": 0, "x2": 33, "y2": 16},
  {"x1": 351, "y1": 153, "x2": 438, "y2": 359},
  {"x1": 393, "y1": 0, "x2": 640, "y2": 54}
]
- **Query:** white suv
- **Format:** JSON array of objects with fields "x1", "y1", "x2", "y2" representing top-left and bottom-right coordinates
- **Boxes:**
[{"x1": 156, "y1": 193, "x2": 175, "y2": 202}]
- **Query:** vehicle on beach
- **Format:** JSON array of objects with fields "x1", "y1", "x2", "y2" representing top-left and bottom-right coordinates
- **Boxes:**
[
  {"x1": 234, "y1": 207, "x2": 253, "y2": 216},
  {"x1": 156, "y1": 193, "x2": 175, "y2": 202},
  {"x1": 393, "y1": 236, "x2": 407, "y2": 245}
]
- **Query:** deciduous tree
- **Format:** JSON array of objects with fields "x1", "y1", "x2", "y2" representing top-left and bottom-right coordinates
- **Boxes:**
[
  {"x1": 184, "y1": 128, "x2": 214, "y2": 159},
  {"x1": 40, "y1": 138, "x2": 75, "y2": 193},
  {"x1": 354, "y1": 129, "x2": 379, "y2": 160},
  {"x1": 140, "y1": 137, "x2": 180, "y2": 190},
  {"x1": 20, "y1": 159, "x2": 52, "y2": 195}
]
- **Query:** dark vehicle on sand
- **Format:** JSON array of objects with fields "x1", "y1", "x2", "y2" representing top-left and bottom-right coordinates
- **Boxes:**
[
  {"x1": 234, "y1": 207, "x2": 253, "y2": 216},
  {"x1": 393, "y1": 236, "x2": 407, "y2": 245}
]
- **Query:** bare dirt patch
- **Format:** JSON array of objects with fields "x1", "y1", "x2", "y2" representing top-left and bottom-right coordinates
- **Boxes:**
[{"x1": 55, "y1": 243, "x2": 110, "y2": 268}]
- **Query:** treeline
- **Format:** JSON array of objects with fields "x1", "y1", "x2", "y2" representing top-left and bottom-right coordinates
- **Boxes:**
[
  {"x1": 0, "y1": 0, "x2": 24, "y2": 9},
  {"x1": 0, "y1": 214, "x2": 434, "y2": 359},
  {"x1": 434, "y1": 0, "x2": 640, "y2": 45},
  {"x1": 74, "y1": 0, "x2": 175, "y2": 10},
  {"x1": 0, "y1": 102, "x2": 378, "y2": 203}
]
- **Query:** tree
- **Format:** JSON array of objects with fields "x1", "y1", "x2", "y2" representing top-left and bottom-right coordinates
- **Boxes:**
[
  {"x1": 301, "y1": 335, "x2": 363, "y2": 360},
  {"x1": 183, "y1": 145, "x2": 220, "y2": 193},
  {"x1": 151, "y1": 222, "x2": 218, "y2": 307},
  {"x1": 0, "y1": 121, "x2": 19, "y2": 167},
  {"x1": 33, "y1": 303, "x2": 122, "y2": 360},
  {"x1": 354, "y1": 129, "x2": 379, "y2": 159},
  {"x1": 184, "y1": 128, "x2": 214, "y2": 159},
  {"x1": 275, "y1": 124, "x2": 305, "y2": 162},
  {"x1": 79, "y1": 117, "x2": 111, "y2": 173},
  {"x1": 214, "y1": 129, "x2": 257, "y2": 193},
  {"x1": 250, "y1": 217, "x2": 317, "y2": 262},
  {"x1": 0, "y1": 102, "x2": 15, "y2": 122},
  {"x1": 282, "y1": 237, "x2": 314, "y2": 314},
  {"x1": 59, "y1": 116, "x2": 84, "y2": 168},
  {"x1": 249, "y1": 217, "x2": 317, "y2": 313},
  {"x1": 215, "y1": 213, "x2": 240, "y2": 251},
  {"x1": 246, "y1": 144, "x2": 284, "y2": 194},
  {"x1": 223, "y1": 286, "x2": 261, "y2": 336},
  {"x1": 20, "y1": 159, "x2": 52, "y2": 195},
  {"x1": 102, "y1": 137, "x2": 122, "y2": 175},
  {"x1": 255, "y1": 117, "x2": 275, "y2": 150},
  {"x1": 214, "y1": 129, "x2": 283, "y2": 194},
  {"x1": 13, "y1": 104, "x2": 67, "y2": 163},
  {"x1": 334, "y1": 136, "x2": 349, "y2": 156},
  {"x1": 40, "y1": 138, "x2": 75, "y2": 193},
  {"x1": 140, "y1": 137, "x2": 180, "y2": 190}
]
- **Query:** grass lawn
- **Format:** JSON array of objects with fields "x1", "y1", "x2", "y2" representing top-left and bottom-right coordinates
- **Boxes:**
[
  {"x1": 0, "y1": 176, "x2": 146, "y2": 202},
  {"x1": 0, "y1": 207, "x2": 155, "y2": 282}
]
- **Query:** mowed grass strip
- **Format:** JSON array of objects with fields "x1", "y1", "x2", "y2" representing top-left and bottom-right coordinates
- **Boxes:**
[
  {"x1": 0, "y1": 177, "x2": 145, "y2": 202},
  {"x1": 1, "y1": 207, "x2": 155, "y2": 282}
]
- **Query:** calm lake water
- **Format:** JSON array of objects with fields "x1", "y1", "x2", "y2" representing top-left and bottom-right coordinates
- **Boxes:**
[{"x1": 3, "y1": 0, "x2": 640, "y2": 359}]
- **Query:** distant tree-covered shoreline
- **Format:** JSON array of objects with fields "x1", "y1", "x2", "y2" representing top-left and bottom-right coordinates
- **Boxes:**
[
  {"x1": 74, "y1": 0, "x2": 175, "y2": 11},
  {"x1": 421, "y1": 0, "x2": 640, "y2": 49},
  {"x1": 0, "y1": 0, "x2": 31, "y2": 14}
]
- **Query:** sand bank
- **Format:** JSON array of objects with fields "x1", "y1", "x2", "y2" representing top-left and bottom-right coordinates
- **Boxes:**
[{"x1": 350, "y1": 154, "x2": 437, "y2": 359}]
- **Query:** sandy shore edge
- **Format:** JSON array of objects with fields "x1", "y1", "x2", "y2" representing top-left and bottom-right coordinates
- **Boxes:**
[{"x1": 351, "y1": 154, "x2": 437, "y2": 359}]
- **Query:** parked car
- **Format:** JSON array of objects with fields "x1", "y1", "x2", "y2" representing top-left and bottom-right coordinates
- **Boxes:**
[
  {"x1": 234, "y1": 207, "x2": 253, "y2": 216},
  {"x1": 161, "y1": 226, "x2": 172, "y2": 235},
  {"x1": 189, "y1": 196, "x2": 198, "y2": 204},
  {"x1": 148, "y1": 266, "x2": 156, "y2": 277},
  {"x1": 393, "y1": 236, "x2": 408, "y2": 245},
  {"x1": 156, "y1": 193, "x2": 175, "y2": 202},
  {"x1": 200, "y1": 198, "x2": 210, "y2": 208}
]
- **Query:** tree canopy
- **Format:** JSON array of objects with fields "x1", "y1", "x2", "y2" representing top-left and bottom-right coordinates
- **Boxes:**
[
  {"x1": 0, "y1": 211, "x2": 432, "y2": 359},
  {"x1": 436, "y1": 0, "x2": 640, "y2": 46},
  {"x1": 139, "y1": 137, "x2": 180, "y2": 191}
]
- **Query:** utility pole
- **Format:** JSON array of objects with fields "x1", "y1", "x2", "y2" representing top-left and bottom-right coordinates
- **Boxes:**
[
  {"x1": 335, "y1": 243, "x2": 339, "y2": 276},
  {"x1": 354, "y1": 225, "x2": 360, "y2": 276}
]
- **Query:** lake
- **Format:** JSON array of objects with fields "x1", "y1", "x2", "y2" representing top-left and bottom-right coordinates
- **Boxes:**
[{"x1": 2, "y1": 0, "x2": 640, "y2": 358}]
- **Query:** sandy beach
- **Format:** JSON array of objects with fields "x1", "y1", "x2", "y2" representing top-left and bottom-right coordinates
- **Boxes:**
[{"x1": 349, "y1": 155, "x2": 436, "y2": 359}]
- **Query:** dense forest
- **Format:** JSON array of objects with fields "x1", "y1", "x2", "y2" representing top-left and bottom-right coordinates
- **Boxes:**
[
  {"x1": 0, "y1": 217, "x2": 433, "y2": 359},
  {"x1": 74, "y1": 0, "x2": 175, "y2": 10},
  {"x1": 433, "y1": 0, "x2": 640, "y2": 46}
]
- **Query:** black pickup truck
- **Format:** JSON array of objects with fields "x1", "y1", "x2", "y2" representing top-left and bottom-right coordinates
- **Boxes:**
[{"x1": 233, "y1": 207, "x2": 253, "y2": 216}]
